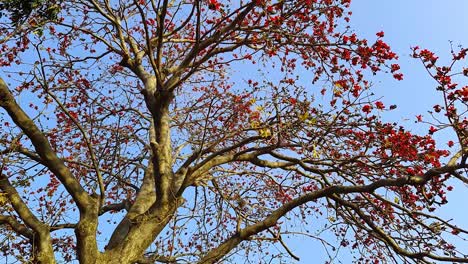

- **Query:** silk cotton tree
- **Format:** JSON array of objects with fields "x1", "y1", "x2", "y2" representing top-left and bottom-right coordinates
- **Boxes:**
[{"x1": 0, "y1": 0, "x2": 467, "y2": 263}]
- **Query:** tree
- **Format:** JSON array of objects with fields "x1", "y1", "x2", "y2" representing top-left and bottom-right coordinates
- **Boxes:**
[
  {"x1": 0, "y1": 0, "x2": 466, "y2": 263},
  {"x1": 0, "y1": 0, "x2": 61, "y2": 29}
]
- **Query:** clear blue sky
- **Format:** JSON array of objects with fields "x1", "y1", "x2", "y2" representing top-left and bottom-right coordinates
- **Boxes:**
[{"x1": 286, "y1": 1, "x2": 468, "y2": 263}]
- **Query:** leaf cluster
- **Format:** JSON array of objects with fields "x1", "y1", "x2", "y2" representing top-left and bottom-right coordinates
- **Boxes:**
[{"x1": 0, "y1": 0, "x2": 61, "y2": 27}]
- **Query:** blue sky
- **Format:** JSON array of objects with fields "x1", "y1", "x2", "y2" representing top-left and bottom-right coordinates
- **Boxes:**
[
  {"x1": 351, "y1": 1, "x2": 468, "y2": 124},
  {"x1": 285, "y1": 1, "x2": 468, "y2": 263}
]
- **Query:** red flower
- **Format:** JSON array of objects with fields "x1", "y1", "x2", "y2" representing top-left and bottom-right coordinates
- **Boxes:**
[
  {"x1": 362, "y1": 105, "x2": 372, "y2": 114},
  {"x1": 406, "y1": 167, "x2": 415, "y2": 175},
  {"x1": 393, "y1": 73, "x2": 404, "y2": 80},
  {"x1": 376, "y1": 31, "x2": 385, "y2": 38},
  {"x1": 390, "y1": 64, "x2": 400, "y2": 73},
  {"x1": 428, "y1": 126, "x2": 437, "y2": 135},
  {"x1": 459, "y1": 86, "x2": 468, "y2": 101},
  {"x1": 375, "y1": 101, "x2": 384, "y2": 109},
  {"x1": 7, "y1": 53, "x2": 14, "y2": 62},
  {"x1": 416, "y1": 115, "x2": 422, "y2": 122},
  {"x1": 254, "y1": 0, "x2": 266, "y2": 5},
  {"x1": 447, "y1": 140, "x2": 454, "y2": 147},
  {"x1": 208, "y1": 0, "x2": 221, "y2": 10}
]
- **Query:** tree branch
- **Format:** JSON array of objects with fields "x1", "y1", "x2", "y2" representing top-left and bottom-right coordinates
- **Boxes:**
[
  {"x1": 0, "y1": 215, "x2": 33, "y2": 239},
  {"x1": 0, "y1": 174, "x2": 57, "y2": 263},
  {"x1": 196, "y1": 162, "x2": 467, "y2": 263},
  {"x1": 331, "y1": 195, "x2": 468, "y2": 263},
  {"x1": 0, "y1": 174, "x2": 46, "y2": 233},
  {"x1": 0, "y1": 77, "x2": 92, "y2": 211},
  {"x1": 99, "y1": 200, "x2": 131, "y2": 215}
]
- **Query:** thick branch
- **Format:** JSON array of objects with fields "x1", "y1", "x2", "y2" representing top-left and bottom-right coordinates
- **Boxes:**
[
  {"x1": 196, "y1": 163, "x2": 466, "y2": 263},
  {"x1": 50, "y1": 223, "x2": 76, "y2": 231},
  {"x1": 99, "y1": 200, "x2": 131, "y2": 215},
  {"x1": 106, "y1": 161, "x2": 156, "y2": 250},
  {"x1": 0, "y1": 174, "x2": 46, "y2": 233},
  {"x1": 0, "y1": 174, "x2": 56, "y2": 263},
  {"x1": 0, "y1": 215, "x2": 33, "y2": 239},
  {"x1": 0, "y1": 77, "x2": 92, "y2": 211}
]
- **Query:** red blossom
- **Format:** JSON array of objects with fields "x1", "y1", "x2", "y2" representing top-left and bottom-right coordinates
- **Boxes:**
[
  {"x1": 376, "y1": 31, "x2": 385, "y2": 38},
  {"x1": 362, "y1": 104, "x2": 372, "y2": 113},
  {"x1": 393, "y1": 73, "x2": 404, "y2": 80},
  {"x1": 375, "y1": 101, "x2": 385, "y2": 109},
  {"x1": 390, "y1": 63, "x2": 400, "y2": 73},
  {"x1": 207, "y1": 0, "x2": 221, "y2": 10},
  {"x1": 406, "y1": 167, "x2": 415, "y2": 175}
]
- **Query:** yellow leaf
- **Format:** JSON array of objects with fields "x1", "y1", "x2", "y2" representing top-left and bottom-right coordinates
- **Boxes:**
[
  {"x1": 259, "y1": 127, "x2": 271, "y2": 138},
  {"x1": 307, "y1": 117, "x2": 317, "y2": 125},
  {"x1": 299, "y1": 112, "x2": 309, "y2": 121},
  {"x1": 429, "y1": 222, "x2": 444, "y2": 234},
  {"x1": 333, "y1": 88, "x2": 342, "y2": 96},
  {"x1": 394, "y1": 197, "x2": 400, "y2": 204},
  {"x1": 312, "y1": 145, "x2": 320, "y2": 158},
  {"x1": 251, "y1": 120, "x2": 260, "y2": 129}
]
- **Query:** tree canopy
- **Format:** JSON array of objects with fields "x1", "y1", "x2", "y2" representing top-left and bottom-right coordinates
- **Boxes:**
[
  {"x1": 0, "y1": 0, "x2": 60, "y2": 26},
  {"x1": 0, "y1": 0, "x2": 467, "y2": 263}
]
